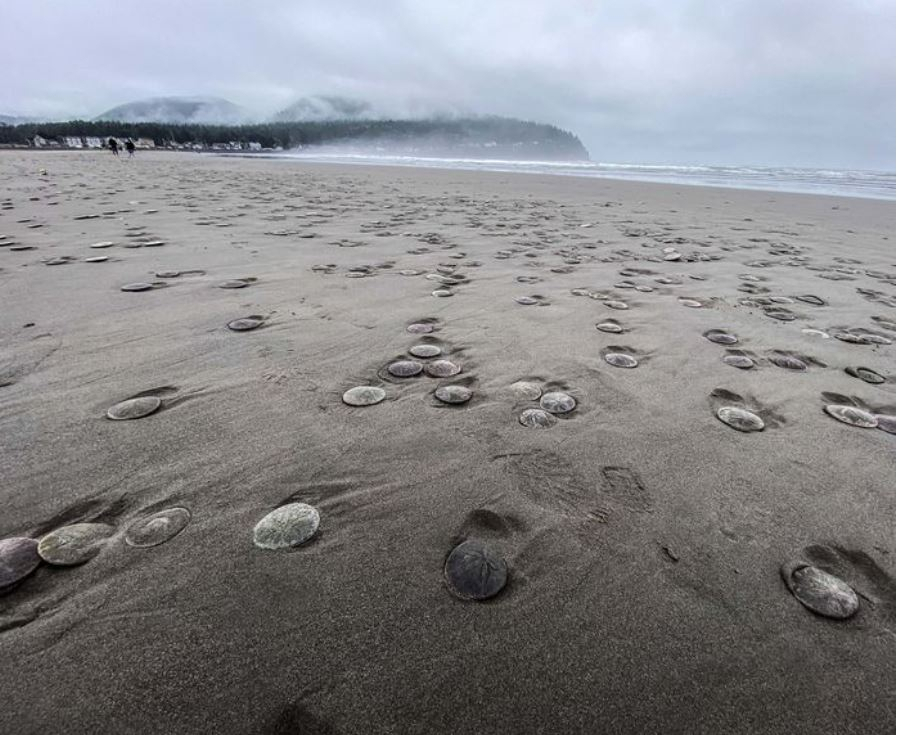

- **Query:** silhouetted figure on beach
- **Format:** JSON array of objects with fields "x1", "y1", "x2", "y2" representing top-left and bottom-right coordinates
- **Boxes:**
[
  {"x1": 108, "y1": 138, "x2": 119, "y2": 156},
  {"x1": 125, "y1": 139, "x2": 135, "y2": 157}
]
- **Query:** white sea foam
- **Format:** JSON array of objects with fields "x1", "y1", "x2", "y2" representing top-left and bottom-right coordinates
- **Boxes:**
[{"x1": 259, "y1": 151, "x2": 895, "y2": 200}]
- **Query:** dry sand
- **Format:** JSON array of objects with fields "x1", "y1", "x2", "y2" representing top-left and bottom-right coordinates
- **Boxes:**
[{"x1": 0, "y1": 150, "x2": 894, "y2": 734}]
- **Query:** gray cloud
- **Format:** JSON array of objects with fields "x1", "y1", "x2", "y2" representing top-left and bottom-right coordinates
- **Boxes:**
[{"x1": 2, "y1": 0, "x2": 893, "y2": 168}]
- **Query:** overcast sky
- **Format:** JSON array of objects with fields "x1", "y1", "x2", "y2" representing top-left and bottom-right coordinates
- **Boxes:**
[{"x1": 3, "y1": 0, "x2": 894, "y2": 169}]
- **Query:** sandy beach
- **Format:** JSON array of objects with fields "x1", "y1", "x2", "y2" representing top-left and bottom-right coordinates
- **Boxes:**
[{"x1": 0, "y1": 150, "x2": 894, "y2": 734}]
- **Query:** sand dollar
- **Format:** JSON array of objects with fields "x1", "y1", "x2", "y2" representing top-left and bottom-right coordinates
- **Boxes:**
[
  {"x1": 0, "y1": 537, "x2": 41, "y2": 593},
  {"x1": 342, "y1": 386, "x2": 386, "y2": 406},
  {"x1": 425, "y1": 360, "x2": 461, "y2": 378},
  {"x1": 85, "y1": 255, "x2": 108, "y2": 263},
  {"x1": 406, "y1": 323, "x2": 434, "y2": 334},
  {"x1": 409, "y1": 344, "x2": 442, "y2": 358},
  {"x1": 432, "y1": 289, "x2": 454, "y2": 297},
  {"x1": 90, "y1": 241, "x2": 115, "y2": 249},
  {"x1": 605, "y1": 300, "x2": 629, "y2": 310},
  {"x1": 435, "y1": 385, "x2": 472, "y2": 404},
  {"x1": 510, "y1": 381, "x2": 542, "y2": 400},
  {"x1": 125, "y1": 508, "x2": 191, "y2": 548},
  {"x1": 515, "y1": 296, "x2": 539, "y2": 305},
  {"x1": 848, "y1": 367, "x2": 885, "y2": 384},
  {"x1": 38, "y1": 523, "x2": 114, "y2": 566},
  {"x1": 227, "y1": 317, "x2": 264, "y2": 332},
  {"x1": 518, "y1": 408, "x2": 556, "y2": 428},
  {"x1": 770, "y1": 354, "x2": 807, "y2": 371},
  {"x1": 605, "y1": 353, "x2": 638, "y2": 368},
  {"x1": 875, "y1": 415, "x2": 895, "y2": 434},
  {"x1": 253, "y1": 503, "x2": 320, "y2": 549},
  {"x1": 596, "y1": 321, "x2": 624, "y2": 333},
  {"x1": 704, "y1": 330, "x2": 738, "y2": 345},
  {"x1": 388, "y1": 360, "x2": 423, "y2": 378},
  {"x1": 218, "y1": 279, "x2": 249, "y2": 289},
  {"x1": 679, "y1": 298, "x2": 703, "y2": 308},
  {"x1": 540, "y1": 391, "x2": 576, "y2": 414},
  {"x1": 444, "y1": 540, "x2": 508, "y2": 601},
  {"x1": 781, "y1": 562, "x2": 859, "y2": 619},
  {"x1": 716, "y1": 406, "x2": 764, "y2": 432},
  {"x1": 823, "y1": 405, "x2": 878, "y2": 428},
  {"x1": 121, "y1": 282, "x2": 153, "y2": 292},
  {"x1": 723, "y1": 355, "x2": 755, "y2": 369},
  {"x1": 106, "y1": 395, "x2": 162, "y2": 420}
]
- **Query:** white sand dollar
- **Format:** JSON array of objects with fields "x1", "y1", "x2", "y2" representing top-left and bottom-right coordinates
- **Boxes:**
[
  {"x1": 342, "y1": 386, "x2": 386, "y2": 406},
  {"x1": 253, "y1": 503, "x2": 320, "y2": 549}
]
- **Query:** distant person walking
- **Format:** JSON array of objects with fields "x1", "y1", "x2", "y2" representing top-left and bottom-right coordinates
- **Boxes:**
[
  {"x1": 125, "y1": 139, "x2": 135, "y2": 157},
  {"x1": 108, "y1": 138, "x2": 119, "y2": 156}
]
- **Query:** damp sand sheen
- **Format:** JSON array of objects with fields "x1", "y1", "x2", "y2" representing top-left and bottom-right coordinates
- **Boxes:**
[{"x1": 0, "y1": 150, "x2": 893, "y2": 735}]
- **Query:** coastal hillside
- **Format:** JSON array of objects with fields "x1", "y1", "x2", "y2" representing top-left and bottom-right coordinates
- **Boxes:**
[
  {"x1": 95, "y1": 96, "x2": 251, "y2": 125},
  {"x1": 0, "y1": 117, "x2": 590, "y2": 161},
  {"x1": 271, "y1": 96, "x2": 373, "y2": 122}
]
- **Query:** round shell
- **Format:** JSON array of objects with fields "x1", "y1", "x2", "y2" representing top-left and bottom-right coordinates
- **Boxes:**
[
  {"x1": 823, "y1": 405, "x2": 878, "y2": 428},
  {"x1": 425, "y1": 360, "x2": 461, "y2": 378},
  {"x1": 874, "y1": 415, "x2": 895, "y2": 434},
  {"x1": 604, "y1": 353, "x2": 638, "y2": 369},
  {"x1": 723, "y1": 355, "x2": 755, "y2": 370},
  {"x1": 596, "y1": 321, "x2": 624, "y2": 334},
  {"x1": 409, "y1": 344, "x2": 442, "y2": 358},
  {"x1": 120, "y1": 282, "x2": 153, "y2": 292},
  {"x1": 509, "y1": 381, "x2": 542, "y2": 401},
  {"x1": 848, "y1": 367, "x2": 885, "y2": 385},
  {"x1": 716, "y1": 406, "x2": 765, "y2": 432},
  {"x1": 106, "y1": 395, "x2": 162, "y2": 421},
  {"x1": 434, "y1": 385, "x2": 472, "y2": 404},
  {"x1": 0, "y1": 537, "x2": 41, "y2": 593},
  {"x1": 679, "y1": 299, "x2": 703, "y2": 308},
  {"x1": 432, "y1": 289, "x2": 454, "y2": 298},
  {"x1": 770, "y1": 354, "x2": 807, "y2": 371},
  {"x1": 444, "y1": 540, "x2": 508, "y2": 601},
  {"x1": 387, "y1": 360, "x2": 423, "y2": 378},
  {"x1": 515, "y1": 296, "x2": 539, "y2": 305},
  {"x1": 253, "y1": 503, "x2": 320, "y2": 549},
  {"x1": 90, "y1": 241, "x2": 115, "y2": 249},
  {"x1": 38, "y1": 523, "x2": 114, "y2": 566},
  {"x1": 125, "y1": 508, "x2": 191, "y2": 548},
  {"x1": 227, "y1": 317, "x2": 264, "y2": 332},
  {"x1": 406, "y1": 323, "x2": 434, "y2": 334},
  {"x1": 218, "y1": 280, "x2": 249, "y2": 289},
  {"x1": 540, "y1": 392, "x2": 576, "y2": 414},
  {"x1": 781, "y1": 562, "x2": 859, "y2": 619},
  {"x1": 605, "y1": 300, "x2": 629, "y2": 310},
  {"x1": 342, "y1": 386, "x2": 386, "y2": 406},
  {"x1": 519, "y1": 408, "x2": 556, "y2": 428},
  {"x1": 85, "y1": 255, "x2": 108, "y2": 263},
  {"x1": 704, "y1": 330, "x2": 738, "y2": 345}
]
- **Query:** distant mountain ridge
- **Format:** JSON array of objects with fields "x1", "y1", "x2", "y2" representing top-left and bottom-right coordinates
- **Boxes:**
[
  {"x1": 271, "y1": 96, "x2": 373, "y2": 122},
  {"x1": 95, "y1": 96, "x2": 251, "y2": 124}
]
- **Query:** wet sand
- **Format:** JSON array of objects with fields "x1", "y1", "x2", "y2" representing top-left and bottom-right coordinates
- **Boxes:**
[{"x1": 0, "y1": 150, "x2": 894, "y2": 734}]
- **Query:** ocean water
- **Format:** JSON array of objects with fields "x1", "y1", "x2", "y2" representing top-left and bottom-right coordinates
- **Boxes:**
[{"x1": 269, "y1": 151, "x2": 895, "y2": 200}]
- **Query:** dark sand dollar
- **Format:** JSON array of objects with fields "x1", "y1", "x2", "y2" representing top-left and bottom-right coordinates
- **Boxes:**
[
  {"x1": 716, "y1": 406, "x2": 764, "y2": 432},
  {"x1": 444, "y1": 540, "x2": 507, "y2": 601},
  {"x1": 770, "y1": 354, "x2": 808, "y2": 371},
  {"x1": 253, "y1": 503, "x2": 320, "y2": 549},
  {"x1": 342, "y1": 386, "x2": 386, "y2": 406},
  {"x1": 781, "y1": 562, "x2": 859, "y2": 619},
  {"x1": 218, "y1": 279, "x2": 249, "y2": 289},
  {"x1": 425, "y1": 359, "x2": 461, "y2": 378},
  {"x1": 596, "y1": 321, "x2": 624, "y2": 333},
  {"x1": 796, "y1": 294, "x2": 826, "y2": 306},
  {"x1": 605, "y1": 352, "x2": 639, "y2": 368},
  {"x1": 0, "y1": 537, "x2": 40, "y2": 593},
  {"x1": 435, "y1": 385, "x2": 472, "y2": 404},
  {"x1": 540, "y1": 391, "x2": 576, "y2": 414},
  {"x1": 704, "y1": 329, "x2": 738, "y2": 345},
  {"x1": 121, "y1": 282, "x2": 153, "y2": 292},
  {"x1": 406, "y1": 323, "x2": 434, "y2": 334},
  {"x1": 834, "y1": 332, "x2": 869, "y2": 344},
  {"x1": 37, "y1": 523, "x2": 114, "y2": 566},
  {"x1": 510, "y1": 381, "x2": 542, "y2": 401},
  {"x1": 409, "y1": 344, "x2": 442, "y2": 358},
  {"x1": 227, "y1": 317, "x2": 264, "y2": 332},
  {"x1": 106, "y1": 395, "x2": 162, "y2": 420},
  {"x1": 823, "y1": 404, "x2": 878, "y2": 428},
  {"x1": 875, "y1": 415, "x2": 895, "y2": 434},
  {"x1": 860, "y1": 334, "x2": 892, "y2": 345},
  {"x1": 388, "y1": 360, "x2": 423, "y2": 378},
  {"x1": 846, "y1": 367, "x2": 885, "y2": 384},
  {"x1": 125, "y1": 508, "x2": 191, "y2": 548},
  {"x1": 723, "y1": 355, "x2": 755, "y2": 369},
  {"x1": 765, "y1": 308, "x2": 795, "y2": 321}
]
